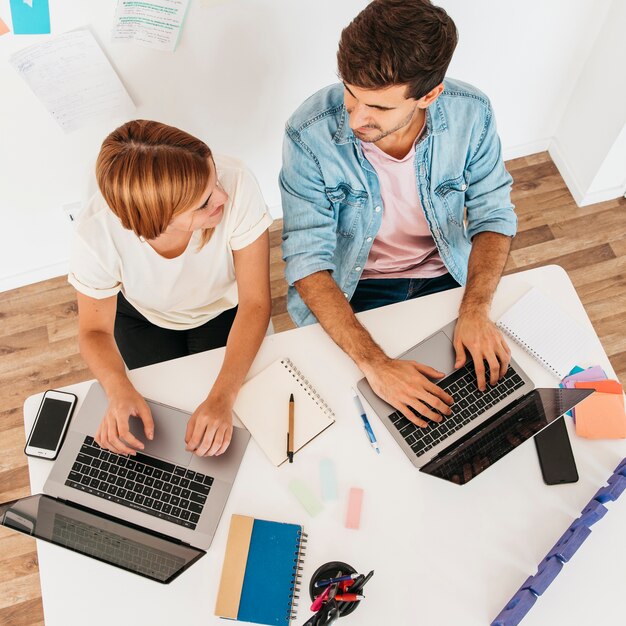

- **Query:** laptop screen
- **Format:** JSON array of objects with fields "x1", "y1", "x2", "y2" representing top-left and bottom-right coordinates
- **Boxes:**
[
  {"x1": 0, "y1": 494, "x2": 204, "y2": 583},
  {"x1": 420, "y1": 388, "x2": 593, "y2": 485}
]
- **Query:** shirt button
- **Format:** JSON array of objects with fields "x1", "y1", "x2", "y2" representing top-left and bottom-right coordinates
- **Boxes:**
[
  {"x1": 461, "y1": 183, "x2": 467, "y2": 191},
  {"x1": 366, "y1": 237, "x2": 372, "y2": 242},
  {"x1": 374, "y1": 206, "x2": 381, "y2": 213},
  {"x1": 355, "y1": 266, "x2": 361, "y2": 272},
  {"x1": 343, "y1": 292, "x2": 349, "y2": 298}
]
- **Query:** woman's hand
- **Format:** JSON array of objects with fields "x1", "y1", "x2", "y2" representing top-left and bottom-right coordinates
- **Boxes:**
[
  {"x1": 95, "y1": 386, "x2": 154, "y2": 455},
  {"x1": 185, "y1": 393, "x2": 234, "y2": 457}
]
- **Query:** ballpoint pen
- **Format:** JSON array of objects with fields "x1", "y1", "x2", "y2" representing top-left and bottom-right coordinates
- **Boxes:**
[
  {"x1": 352, "y1": 390, "x2": 380, "y2": 454},
  {"x1": 287, "y1": 393, "x2": 295, "y2": 463}
]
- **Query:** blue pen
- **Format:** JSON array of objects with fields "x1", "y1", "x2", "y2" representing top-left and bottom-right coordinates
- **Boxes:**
[{"x1": 352, "y1": 390, "x2": 380, "y2": 454}]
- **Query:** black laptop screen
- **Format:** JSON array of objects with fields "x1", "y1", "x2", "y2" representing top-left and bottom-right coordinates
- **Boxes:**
[
  {"x1": 0, "y1": 494, "x2": 204, "y2": 583},
  {"x1": 420, "y1": 388, "x2": 593, "y2": 485}
]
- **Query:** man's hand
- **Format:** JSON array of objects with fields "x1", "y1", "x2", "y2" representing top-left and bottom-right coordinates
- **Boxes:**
[
  {"x1": 185, "y1": 393, "x2": 234, "y2": 457},
  {"x1": 95, "y1": 387, "x2": 154, "y2": 455},
  {"x1": 453, "y1": 311, "x2": 511, "y2": 391},
  {"x1": 364, "y1": 358, "x2": 454, "y2": 427}
]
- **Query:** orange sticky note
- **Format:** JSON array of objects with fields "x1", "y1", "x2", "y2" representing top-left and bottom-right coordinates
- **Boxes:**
[
  {"x1": 575, "y1": 380, "x2": 623, "y2": 395},
  {"x1": 575, "y1": 392, "x2": 626, "y2": 439},
  {"x1": 0, "y1": 16, "x2": 10, "y2": 36}
]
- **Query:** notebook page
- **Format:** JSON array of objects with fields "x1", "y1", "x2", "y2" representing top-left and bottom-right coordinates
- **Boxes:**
[
  {"x1": 496, "y1": 287, "x2": 594, "y2": 378},
  {"x1": 233, "y1": 358, "x2": 335, "y2": 466}
]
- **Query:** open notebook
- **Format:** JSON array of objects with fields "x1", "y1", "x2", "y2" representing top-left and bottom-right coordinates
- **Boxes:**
[
  {"x1": 496, "y1": 287, "x2": 595, "y2": 378},
  {"x1": 233, "y1": 358, "x2": 335, "y2": 466}
]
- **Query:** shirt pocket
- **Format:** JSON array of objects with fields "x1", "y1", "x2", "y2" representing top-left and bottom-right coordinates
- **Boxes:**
[
  {"x1": 434, "y1": 172, "x2": 470, "y2": 227},
  {"x1": 325, "y1": 183, "x2": 368, "y2": 238}
]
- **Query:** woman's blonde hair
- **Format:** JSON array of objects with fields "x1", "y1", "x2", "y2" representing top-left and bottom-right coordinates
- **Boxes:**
[{"x1": 96, "y1": 120, "x2": 213, "y2": 244}]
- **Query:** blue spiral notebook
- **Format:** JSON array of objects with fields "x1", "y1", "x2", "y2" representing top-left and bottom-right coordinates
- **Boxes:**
[{"x1": 215, "y1": 514, "x2": 307, "y2": 626}]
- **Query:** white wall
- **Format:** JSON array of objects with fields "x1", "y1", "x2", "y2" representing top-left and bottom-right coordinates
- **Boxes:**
[
  {"x1": 550, "y1": 0, "x2": 626, "y2": 205},
  {"x1": 0, "y1": 0, "x2": 619, "y2": 291}
]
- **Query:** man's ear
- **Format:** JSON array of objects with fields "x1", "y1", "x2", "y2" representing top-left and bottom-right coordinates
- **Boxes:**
[{"x1": 417, "y1": 83, "x2": 445, "y2": 108}]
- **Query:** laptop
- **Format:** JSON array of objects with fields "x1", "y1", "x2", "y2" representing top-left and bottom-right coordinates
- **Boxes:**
[
  {"x1": 0, "y1": 382, "x2": 250, "y2": 583},
  {"x1": 357, "y1": 319, "x2": 593, "y2": 485}
]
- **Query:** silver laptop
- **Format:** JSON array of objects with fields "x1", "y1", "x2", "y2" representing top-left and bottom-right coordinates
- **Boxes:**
[
  {"x1": 357, "y1": 319, "x2": 592, "y2": 484},
  {"x1": 1, "y1": 382, "x2": 250, "y2": 582}
]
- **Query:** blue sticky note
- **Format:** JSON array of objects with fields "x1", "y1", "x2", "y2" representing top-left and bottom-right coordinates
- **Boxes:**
[
  {"x1": 319, "y1": 457, "x2": 338, "y2": 500},
  {"x1": 10, "y1": 0, "x2": 50, "y2": 35}
]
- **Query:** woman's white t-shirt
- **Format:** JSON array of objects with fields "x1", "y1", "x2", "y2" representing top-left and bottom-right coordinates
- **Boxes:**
[{"x1": 68, "y1": 155, "x2": 273, "y2": 330}]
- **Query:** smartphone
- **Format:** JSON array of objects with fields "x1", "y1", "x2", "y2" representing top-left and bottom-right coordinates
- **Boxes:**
[
  {"x1": 534, "y1": 417, "x2": 579, "y2": 485},
  {"x1": 24, "y1": 390, "x2": 78, "y2": 460}
]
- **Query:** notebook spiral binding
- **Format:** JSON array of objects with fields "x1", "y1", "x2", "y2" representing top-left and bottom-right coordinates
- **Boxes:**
[
  {"x1": 282, "y1": 358, "x2": 336, "y2": 419},
  {"x1": 288, "y1": 530, "x2": 308, "y2": 623},
  {"x1": 497, "y1": 324, "x2": 562, "y2": 377}
]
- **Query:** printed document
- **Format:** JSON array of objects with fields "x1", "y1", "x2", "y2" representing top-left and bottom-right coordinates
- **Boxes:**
[{"x1": 112, "y1": 0, "x2": 190, "y2": 52}]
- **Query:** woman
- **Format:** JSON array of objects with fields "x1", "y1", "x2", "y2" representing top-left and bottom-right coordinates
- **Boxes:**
[{"x1": 69, "y1": 120, "x2": 272, "y2": 458}]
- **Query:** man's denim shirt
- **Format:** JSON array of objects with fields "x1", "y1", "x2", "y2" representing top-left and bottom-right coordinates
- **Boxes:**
[{"x1": 279, "y1": 79, "x2": 517, "y2": 327}]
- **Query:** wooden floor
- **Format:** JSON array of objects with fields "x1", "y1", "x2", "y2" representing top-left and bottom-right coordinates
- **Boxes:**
[{"x1": 0, "y1": 152, "x2": 624, "y2": 625}]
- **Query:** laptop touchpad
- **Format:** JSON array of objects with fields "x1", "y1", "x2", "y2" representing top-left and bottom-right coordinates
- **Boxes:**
[
  {"x1": 128, "y1": 407, "x2": 193, "y2": 466},
  {"x1": 400, "y1": 331, "x2": 456, "y2": 377}
]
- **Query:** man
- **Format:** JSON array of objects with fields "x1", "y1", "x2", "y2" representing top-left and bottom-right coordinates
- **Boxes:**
[{"x1": 279, "y1": 0, "x2": 517, "y2": 428}]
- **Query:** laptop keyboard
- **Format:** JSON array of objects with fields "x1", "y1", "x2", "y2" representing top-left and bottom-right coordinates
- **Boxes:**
[
  {"x1": 64, "y1": 436, "x2": 212, "y2": 530},
  {"x1": 389, "y1": 362, "x2": 525, "y2": 458},
  {"x1": 53, "y1": 513, "x2": 185, "y2": 581}
]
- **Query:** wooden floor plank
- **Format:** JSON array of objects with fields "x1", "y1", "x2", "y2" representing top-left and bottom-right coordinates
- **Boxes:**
[{"x1": 0, "y1": 151, "x2": 624, "y2": 625}]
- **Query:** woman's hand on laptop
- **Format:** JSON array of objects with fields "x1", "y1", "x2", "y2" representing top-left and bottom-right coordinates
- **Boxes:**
[
  {"x1": 185, "y1": 392, "x2": 233, "y2": 457},
  {"x1": 362, "y1": 357, "x2": 454, "y2": 427},
  {"x1": 453, "y1": 312, "x2": 511, "y2": 391},
  {"x1": 95, "y1": 385, "x2": 154, "y2": 456}
]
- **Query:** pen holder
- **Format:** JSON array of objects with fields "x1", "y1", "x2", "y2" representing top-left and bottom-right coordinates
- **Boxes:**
[{"x1": 309, "y1": 561, "x2": 360, "y2": 617}]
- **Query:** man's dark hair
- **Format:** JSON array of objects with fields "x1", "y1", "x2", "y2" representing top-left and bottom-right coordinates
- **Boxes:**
[{"x1": 337, "y1": 0, "x2": 458, "y2": 100}]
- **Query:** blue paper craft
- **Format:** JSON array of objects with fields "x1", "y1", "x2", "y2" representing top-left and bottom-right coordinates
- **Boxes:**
[
  {"x1": 592, "y1": 474, "x2": 626, "y2": 503},
  {"x1": 546, "y1": 525, "x2": 591, "y2": 563},
  {"x1": 491, "y1": 589, "x2": 537, "y2": 626},
  {"x1": 522, "y1": 557, "x2": 563, "y2": 596},
  {"x1": 10, "y1": 0, "x2": 50, "y2": 35},
  {"x1": 570, "y1": 499, "x2": 608, "y2": 529}
]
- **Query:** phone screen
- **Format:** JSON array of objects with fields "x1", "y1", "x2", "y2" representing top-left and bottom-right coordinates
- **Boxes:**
[
  {"x1": 29, "y1": 398, "x2": 73, "y2": 451},
  {"x1": 534, "y1": 417, "x2": 579, "y2": 485}
]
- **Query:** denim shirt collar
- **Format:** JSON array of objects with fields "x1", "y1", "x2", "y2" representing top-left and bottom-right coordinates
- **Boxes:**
[{"x1": 332, "y1": 97, "x2": 448, "y2": 145}]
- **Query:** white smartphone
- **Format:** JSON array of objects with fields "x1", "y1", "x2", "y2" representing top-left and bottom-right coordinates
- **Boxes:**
[{"x1": 24, "y1": 390, "x2": 78, "y2": 460}]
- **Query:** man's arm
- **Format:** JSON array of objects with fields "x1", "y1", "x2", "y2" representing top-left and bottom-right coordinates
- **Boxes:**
[
  {"x1": 295, "y1": 271, "x2": 453, "y2": 426},
  {"x1": 453, "y1": 231, "x2": 512, "y2": 390},
  {"x1": 454, "y1": 99, "x2": 517, "y2": 390}
]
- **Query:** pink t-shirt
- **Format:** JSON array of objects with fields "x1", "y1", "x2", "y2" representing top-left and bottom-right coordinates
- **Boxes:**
[{"x1": 360, "y1": 138, "x2": 447, "y2": 280}]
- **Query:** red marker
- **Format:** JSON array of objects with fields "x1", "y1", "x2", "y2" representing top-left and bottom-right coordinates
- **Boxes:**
[{"x1": 335, "y1": 593, "x2": 365, "y2": 602}]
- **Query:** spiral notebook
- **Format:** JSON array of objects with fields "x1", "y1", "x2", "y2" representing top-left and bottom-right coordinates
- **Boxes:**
[
  {"x1": 496, "y1": 287, "x2": 595, "y2": 378},
  {"x1": 215, "y1": 514, "x2": 306, "y2": 626},
  {"x1": 233, "y1": 358, "x2": 335, "y2": 466}
]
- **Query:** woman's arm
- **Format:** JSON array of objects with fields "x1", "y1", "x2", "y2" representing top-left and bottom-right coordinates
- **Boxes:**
[
  {"x1": 76, "y1": 292, "x2": 154, "y2": 455},
  {"x1": 185, "y1": 230, "x2": 271, "y2": 456}
]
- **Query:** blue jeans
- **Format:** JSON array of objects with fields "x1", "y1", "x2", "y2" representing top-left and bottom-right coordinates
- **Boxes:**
[{"x1": 350, "y1": 273, "x2": 460, "y2": 314}]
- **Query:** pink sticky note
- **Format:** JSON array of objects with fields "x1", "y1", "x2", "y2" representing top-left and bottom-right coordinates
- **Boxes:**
[
  {"x1": 0, "y1": 16, "x2": 10, "y2": 36},
  {"x1": 345, "y1": 487, "x2": 364, "y2": 530}
]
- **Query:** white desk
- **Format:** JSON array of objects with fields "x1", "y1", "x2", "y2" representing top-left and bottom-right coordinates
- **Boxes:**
[{"x1": 23, "y1": 265, "x2": 626, "y2": 626}]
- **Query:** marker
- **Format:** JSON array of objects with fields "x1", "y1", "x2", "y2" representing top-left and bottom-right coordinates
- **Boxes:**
[
  {"x1": 310, "y1": 584, "x2": 331, "y2": 611},
  {"x1": 314, "y1": 572, "x2": 360, "y2": 588},
  {"x1": 352, "y1": 391, "x2": 380, "y2": 454},
  {"x1": 335, "y1": 594, "x2": 365, "y2": 602},
  {"x1": 287, "y1": 393, "x2": 294, "y2": 463}
]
